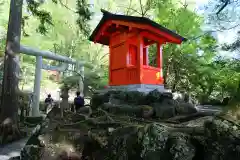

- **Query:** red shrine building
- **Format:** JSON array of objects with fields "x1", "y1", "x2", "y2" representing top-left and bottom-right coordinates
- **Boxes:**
[{"x1": 90, "y1": 10, "x2": 186, "y2": 92}]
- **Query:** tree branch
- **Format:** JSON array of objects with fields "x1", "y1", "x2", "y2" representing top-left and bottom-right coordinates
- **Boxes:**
[
  {"x1": 139, "y1": 0, "x2": 144, "y2": 17},
  {"x1": 117, "y1": 5, "x2": 142, "y2": 16},
  {"x1": 59, "y1": 0, "x2": 76, "y2": 13},
  {"x1": 142, "y1": 0, "x2": 155, "y2": 17},
  {"x1": 126, "y1": 0, "x2": 133, "y2": 15},
  {"x1": 216, "y1": 0, "x2": 230, "y2": 15}
]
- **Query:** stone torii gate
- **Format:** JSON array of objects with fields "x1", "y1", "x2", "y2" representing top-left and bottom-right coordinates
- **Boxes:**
[{"x1": 19, "y1": 45, "x2": 85, "y2": 117}]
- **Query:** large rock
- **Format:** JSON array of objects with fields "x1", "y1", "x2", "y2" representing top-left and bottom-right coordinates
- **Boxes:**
[
  {"x1": 91, "y1": 90, "x2": 198, "y2": 119},
  {"x1": 176, "y1": 102, "x2": 197, "y2": 115},
  {"x1": 203, "y1": 118, "x2": 240, "y2": 160},
  {"x1": 106, "y1": 126, "x2": 142, "y2": 159},
  {"x1": 20, "y1": 145, "x2": 44, "y2": 160},
  {"x1": 124, "y1": 91, "x2": 146, "y2": 105},
  {"x1": 101, "y1": 103, "x2": 145, "y2": 117},
  {"x1": 19, "y1": 88, "x2": 240, "y2": 160},
  {"x1": 141, "y1": 123, "x2": 195, "y2": 160},
  {"x1": 165, "y1": 132, "x2": 195, "y2": 160},
  {"x1": 108, "y1": 90, "x2": 146, "y2": 105},
  {"x1": 91, "y1": 92, "x2": 110, "y2": 109},
  {"x1": 20, "y1": 106, "x2": 240, "y2": 160},
  {"x1": 145, "y1": 89, "x2": 173, "y2": 104},
  {"x1": 151, "y1": 100, "x2": 176, "y2": 119},
  {"x1": 91, "y1": 89, "x2": 174, "y2": 106},
  {"x1": 141, "y1": 123, "x2": 169, "y2": 159},
  {"x1": 91, "y1": 89, "x2": 174, "y2": 109},
  {"x1": 20, "y1": 124, "x2": 45, "y2": 160}
]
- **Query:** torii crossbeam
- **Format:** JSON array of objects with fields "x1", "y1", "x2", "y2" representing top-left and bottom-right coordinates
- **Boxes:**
[{"x1": 19, "y1": 45, "x2": 85, "y2": 117}]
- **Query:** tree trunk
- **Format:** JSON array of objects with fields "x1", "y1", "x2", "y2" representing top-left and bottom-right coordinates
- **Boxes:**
[
  {"x1": 0, "y1": 0, "x2": 23, "y2": 144},
  {"x1": 163, "y1": 59, "x2": 171, "y2": 87},
  {"x1": 21, "y1": 68, "x2": 27, "y2": 90},
  {"x1": 172, "y1": 71, "x2": 180, "y2": 92}
]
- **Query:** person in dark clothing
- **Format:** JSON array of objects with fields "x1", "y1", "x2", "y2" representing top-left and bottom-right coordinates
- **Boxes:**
[
  {"x1": 45, "y1": 94, "x2": 53, "y2": 103},
  {"x1": 44, "y1": 94, "x2": 53, "y2": 112},
  {"x1": 74, "y1": 91, "x2": 84, "y2": 112}
]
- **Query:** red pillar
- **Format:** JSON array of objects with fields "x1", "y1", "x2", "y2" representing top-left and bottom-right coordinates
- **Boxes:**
[
  {"x1": 108, "y1": 46, "x2": 112, "y2": 85},
  {"x1": 157, "y1": 43, "x2": 163, "y2": 80},
  {"x1": 160, "y1": 45, "x2": 163, "y2": 78},
  {"x1": 143, "y1": 47, "x2": 149, "y2": 65},
  {"x1": 146, "y1": 47, "x2": 149, "y2": 65},
  {"x1": 138, "y1": 35, "x2": 143, "y2": 83}
]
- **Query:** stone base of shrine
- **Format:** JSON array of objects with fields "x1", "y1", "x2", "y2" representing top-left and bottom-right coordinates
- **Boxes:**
[{"x1": 106, "y1": 84, "x2": 166, "y2": 93}]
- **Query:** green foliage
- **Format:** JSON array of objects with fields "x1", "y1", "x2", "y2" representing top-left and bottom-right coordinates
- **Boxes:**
[
  {"x1": 0, "y1": 0, "x2": 7, "y2": 58},
  {"x1": 21, "y1": 1, "x2": 100, "y2": 91},
  {"x1": 76, "y1": 0, "x2": 93, "y2": 36},
  {"x1": 0, "y1": 38, "x2": 5, "y2": 57},
  {"x1": 199, "y1": 0, "x2": 240, "y2": 104},
  {"x1": 61, "y1": 65, "x2": 107, "y2": 95},
  {"x1": 144, "y1": 0, "x2": 240, "y2": 104},
  {"x1": 0, "y1": 0, "x2": 238, "y2": 105},
  {"x1": 23, "y1": 0, "x2": 92, "y2": 35},
  {"x1": 0, "y1": 0, "x2": 95, "y2": 89},
  {"x1": 0, "y1": 25, "x2": 5, "y2": 80},
  {"x1": 152, "y1": 0, "x2": 210, "y2": 94},
  {"x1": 25, "y1": 0, "x2": 53, "y2": 34},
  {"x1": 206, "y1": 0, "x2": 240, "y2": 55},
  {"x1": 93, "y1": 0, "x2": 156, "y2": 17}
]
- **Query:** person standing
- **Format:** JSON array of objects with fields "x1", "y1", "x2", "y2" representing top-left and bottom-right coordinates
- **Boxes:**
[
  {"x1": 74, "y1": 91, "x2": 84, "y2": 112},
  {"x1": 44, "y1": 94, "x2": 54, "y2": 112}
]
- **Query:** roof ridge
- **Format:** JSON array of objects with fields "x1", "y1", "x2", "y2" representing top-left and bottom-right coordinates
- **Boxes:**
[
  {"x1": 101, "y1": 9, "x2": 112, "y2": 15},
  {"x1": 89, "y1": 9, "x2": 187, "y2": 44},
  {"x1": 101, "y1": 9, "x2": 151, "y2": 20}
]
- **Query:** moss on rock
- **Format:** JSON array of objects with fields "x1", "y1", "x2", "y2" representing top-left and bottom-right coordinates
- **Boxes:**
[{"x1": 19, "y1": 89, "x2": 240, "y2": 160}]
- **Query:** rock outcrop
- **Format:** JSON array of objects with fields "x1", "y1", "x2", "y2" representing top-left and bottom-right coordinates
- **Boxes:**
[{"x1": 18, "y1": 90, "x2": 240, "y2": 160}]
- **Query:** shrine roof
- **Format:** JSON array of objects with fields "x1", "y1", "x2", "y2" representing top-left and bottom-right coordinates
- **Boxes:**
[{"x1": 89, "y1": 9, "x2": 187, "y2": 45}]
